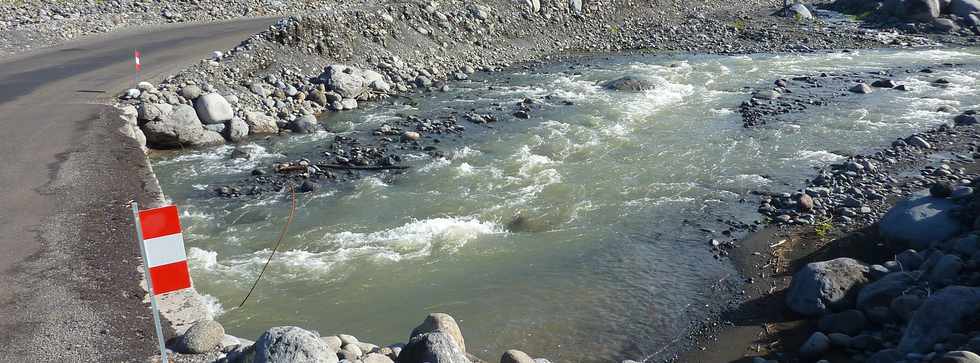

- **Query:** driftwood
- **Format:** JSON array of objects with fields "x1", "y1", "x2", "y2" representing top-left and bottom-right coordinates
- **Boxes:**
[
  {"x1": 319, "y1": 164, "x2": 409, "y2": 170},
  {"x1": 276, "y1": 165, "x2": 309, "y2": 173}
]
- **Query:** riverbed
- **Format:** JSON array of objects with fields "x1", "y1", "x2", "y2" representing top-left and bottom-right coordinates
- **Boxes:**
[{"x1": 152, "y1": 47, "x2": 980, "y2": 362}]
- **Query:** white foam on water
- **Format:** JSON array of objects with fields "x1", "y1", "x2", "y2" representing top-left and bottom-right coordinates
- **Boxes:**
[
  {"x1": 792, "y1": 150, "x2": 846, "y2": 165},
  {"x1": 416, "y1": 157, "x2": 452, "y2": 173},
  {"x1": 200, "y1": 294, "x2": 225, "y2": 319}
]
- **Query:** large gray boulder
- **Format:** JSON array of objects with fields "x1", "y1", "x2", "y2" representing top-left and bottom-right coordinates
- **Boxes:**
[
  {"x1": 320, "y1": 65, "x2": 367, "y2": 99},
  {"x1": 937, "y1": 351, "x2": 980, "y2": 363},
  {"x1": 254, "y1": 326, "x2": 337, "y2": 363},
  {"x1": 602, "y1": 76, "x2": 655, "y2": 92},
  {"x1": 176, "y1": 319, "x2": 225, "y2": 354},
  {"x1": 899, "y1": 286, "x2": 980, "y2": 353},
  {"x1": 138, "y1": 103, "x2": 173, "y2": 122},
  {"x1": 787, "y1": 3, "x2": 813, "y2": 19},
  {"x1": 411, "y1": 313, "x2": 466, "y2": 353},
  {"x1": 890, "y1": 0, "x2": 941, "y2": 21},
  {"x1": 950, "y1": 0, "x2": 980, "y2": 17},
  {"x1": 398, "y1": 332, "x2": 470, "y2": 363},
  {"x1": 501, "y1": 350, "x2": 535, "y2": 363},
  {"x1": 290, "y1": 115, "x2": 318, "y2": 134},
  {"x1": 194, "y1": 93, "x2": 234, "y2": 124},
  {"x1": 786, "y1": 257, "x2": 871, "y2": 316},
  {"x1": 857, "y1": 271, "x2": 918, "y2": 310},
  {"x1": 879, "y1": 191, "x2": 962, "y2": 250},
  {"x1": 141, "y1": 104, "x2": 224, "y2": 148},
  {"x1": 245, "y1": 111, "x2": 279, "y2": 134}
]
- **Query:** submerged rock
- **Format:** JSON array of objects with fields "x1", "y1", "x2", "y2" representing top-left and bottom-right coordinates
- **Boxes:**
[{"x1": 602, "y1": 76, "x2": 655, "y2": 92}]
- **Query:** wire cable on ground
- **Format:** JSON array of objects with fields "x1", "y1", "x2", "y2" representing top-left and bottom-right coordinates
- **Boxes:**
[{"x1": 238, "y1": 182, "x2": 297, "y2": 308}]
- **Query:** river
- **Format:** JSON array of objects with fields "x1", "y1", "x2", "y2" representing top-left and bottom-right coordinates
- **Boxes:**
[{"x1": 152, "y1": 47, "x2": 980, "y2": 362}]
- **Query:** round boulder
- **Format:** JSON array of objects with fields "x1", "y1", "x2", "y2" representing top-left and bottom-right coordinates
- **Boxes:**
[
  {"x1": 786, "y1": 257, "x2": 871, "y2": 316},
  {"x1": 411, "y1": 313, "x2": 466, "y2": 353},
  {"x1": 254, "y1": 326, "x2": 337, "y2": 363},
  {"x1": 176, "y1": 319, "x2": 225, "y2": 354},
  {"x1": 879, "y1": 190, "x2": 962, "y2": 250},
  {"x1": 194, "y1": 93, "x2": 234, "y2": 124},
  {"x1": 501, "y1": 350, "x2": 535, "y2": 363}
]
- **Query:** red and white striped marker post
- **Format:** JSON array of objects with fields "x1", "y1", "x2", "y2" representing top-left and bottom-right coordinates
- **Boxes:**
[
  {"x1": 134, "y1": 50, "x2": 142, "y2": 83},
  {"x1": 132, "y1": 203, "x2": 193, "y2": 362}
]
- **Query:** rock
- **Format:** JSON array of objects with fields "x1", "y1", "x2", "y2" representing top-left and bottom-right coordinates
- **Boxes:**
[
  {"x1": 602, "y1": 76, "x2": 655, "y2": 92},
  {"x1": 225, "y1": 117, "x2": 249, "y2": 142},
  {"x1": 526, "y1": 0, "x2": 541, "y2": 12},
  {"x1": 890, "y1": 294, "x2": 924, "y2": 321},
  {"x1": 927, "y1": 254, "x2": 963, "y2": 285},
  {"x1": 322, "y1": 336, "x2": 342, "y2": 351},
  {"x1": 309, "y1": 90, "x2": 328, "y2": 106},
  {"x1": 338, "y1": 335, "x2": 358, "y2": 345},
  {"x1": 340, "y1": 98, "x2": 358, "y2": 110},
  {"x1": 398, "y1": 332, "x2": 470, "y2": 363},
  {"x1": 899, "y1": 286, "x2": 980, "y2": 353},
  {"x1": 849, "y1": 83, "x2": 873, "y2": 94},
  {"x1": 879, "y1": 190, "x2": 962, "y2": 250},
  {"x1": 138, "y1": 103, "x2": 173, "y2": 122},
  {"x1": 937, "y1": 351, "x2": 980, "y2": 363},
  {"x1": 254, "y1": 326, "x2": 337, "y2": 363},
  {"x1": 402, "y1": 131, "x2": 421, "y2": 141},
  {"x1": 798, "y1": 193, "x2": 814, "y2": 212},
  {"x1": 857, "y1": 271, "x2": 917, "y2": 310},
  {"x1": 909, "y1": 136, "x2": 932, "y2": 148},
  {"x1": 569, "y1": 0, "x2": 582, "y2": 12},
  {"x1": 955, "y1": 114, "x2": 979, "y2": 126},
  {"x1": 321, "y1": 65, "x2": 367, "y2": 99},
  {"x1": 370, "y1": 79, "x2": 390, "y2": 93},
  {"x1": 867, "y1": 349, "x2": 904, "y2": 363},
  {"x1": 828, "y1": 332, "x2": 853, "y2": 347},
  {"x1": 754, "y1": 90, "x2": 781, "y2": 100},
  {"x1": 950, "y1": 0, "x2": 980, "y2": 18},
  {"x1": 787, "y1": 3, "x2": 813, "y2": 19},
  {"x1": 141, "y1": 104, "x2": 223, "y2": 148},
  {"x1": 123, "y1": 88, "x2": 141, "y2": 99},
  {"x1": 245, "y1": 111, "x2": 279, "y2": 134},
  {"x1": 415, "y1": 76, "x2": 433, "y2": 88},
  {"x1": 800, "y1": 332, "x2": 831, "y2": 356},
  {"x1": 933, "y1": 18, "x2": 960, "y2": 32},
  {"x1": 194, "y1": 93, "x2": 234, "y2": 124},
  {"x1": 250, "y1": 83, "x2": 272, "y2": 97},
  {"x1": 897, "y1": 249, "x2": 925, "y2": 270},
  {"x1": 363, "y1": 353, "x2": 395, "y2": 363},
  {"x1": 932, "y1": 182, "x2": 955, "y2": 198},
  {"x1": 900, "y1": 0, "x2": 942, "y2": 21},
  {"x1": 872, "y1": 79, "x2": 897, "y2": 88},
  {"x1": 818, "y1": 309, "x2": 867, "y2": 335},
  {"x1": 411, "y1": 313, "x2": 466, "y2": 353},
  {"x1": 180, "y1": 85, "x2": 203, "y2": 100},
  {"x1": 500, "y1": 350, "x2": 534, "y2": 363},
  {"x1": 786, "y1": 257, "x2": 871, "y2": 316},
  {"x1": 343, "y1": 342, "x2": 363, "y2": 357},
  {"x1": 290, "y1": 115, "x2": 318, "y2": 134},
  {"x1": 177, "y1": 320, "x2": 225, "y2": 354}
]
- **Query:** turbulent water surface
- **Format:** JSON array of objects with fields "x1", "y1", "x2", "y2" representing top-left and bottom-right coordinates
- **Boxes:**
[{"x1": 153, "y1": 48, "x2": 980, "y2": 362}]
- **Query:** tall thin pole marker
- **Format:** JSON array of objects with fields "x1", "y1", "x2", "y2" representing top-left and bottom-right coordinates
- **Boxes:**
[
  {"x1": 134, "y1": 50, "x2": 142, "y2": 84},
  {"x1": 132, "y1": 203, "x2": 193, "y2": 362}
]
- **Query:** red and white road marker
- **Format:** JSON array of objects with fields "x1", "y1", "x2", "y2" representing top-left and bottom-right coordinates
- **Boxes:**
[
  {"x1": 132, "y1": 203, "x2": 193, "y2": 362},
  {"x1": 134, "y1": 50, "x2": 142, "y2": 73}
]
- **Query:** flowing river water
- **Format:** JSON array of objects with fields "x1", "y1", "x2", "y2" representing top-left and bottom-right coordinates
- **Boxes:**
[{"x1": 153, "y1": 47, "x2": 980, "y2": 362}]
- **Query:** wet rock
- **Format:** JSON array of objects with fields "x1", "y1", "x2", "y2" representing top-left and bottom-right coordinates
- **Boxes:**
[
  {"x1": 897, "y1": 0, "x2": 942, "y2": 21},
  {"x1": 411, "y1": 313, "x2": 466, "y2": 353},
  {"x1": 872, "y1": 79, "x2": 897, "y2": 88},
  {"x1": 195, "y1": 93, "x2": 234, "y2": 124},
  {"x1": 254, "y1": 326, "x2": 337, "y2": 363},
  {"x1": 909, "y1": 135, "x2": 932, "y2": 148},
  {"x1": 927, "y1": 254, "x2": 963, "y2": 286},
  {"x1": 299, "y1": 180, "x2": 319, "y2": 193},
  {"x1": 932, "y1": 182, "x2": 955, "y2": 198},
  {"x1": 955, "y1": 114, "x2": 979, "y2": 126},
  {"x1": 402, "y1": 131, "x2": 421, "y2": 141},
  {"x1": 849, "y1": 83, "x2": 873, "y2": 94},
  {"x1": 176, "y1": 319, "x2": 225, "y2": 354},
  {"x1": 786, "y1": 257, "x2": 871, "y2": 316},
  {"x1": 602, "y1": 76, "x2": 655, "y2": 92},
  {"x1": 879, "y1": 191, "x2": 962, "y2": 250},
  {"x1": 798, "y1": 193, "x2": 815, "y2": 212},
  {"x1": 399, "y1": 331, "x2": 470, "y2": 363},
  {"x1": 290, "y1": 115, "x2": 318, "y2": 134},
  {"x1": 818, "y1": 309, "x2": 867, "y2": 335},
  {"x1": 899, "y1": 286, "x2": 980, "y2": 353},
  {"x1": 501, "y1": 350, "x2": 535, "y2": 363}
]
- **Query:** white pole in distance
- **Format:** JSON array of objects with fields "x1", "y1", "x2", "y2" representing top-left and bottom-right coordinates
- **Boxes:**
[{"x1": 131, "y1": 202, "x2": 170, "y2": 363}]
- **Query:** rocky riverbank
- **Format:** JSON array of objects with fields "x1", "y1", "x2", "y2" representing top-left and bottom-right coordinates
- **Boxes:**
[{"x1": 679, "y1": 86, "x2": 980, "y2": 360}]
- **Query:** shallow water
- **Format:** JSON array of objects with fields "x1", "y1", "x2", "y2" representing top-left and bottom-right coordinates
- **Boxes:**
[{"x1": 153, "y1": 47, "x2": 980, "y2": 361}]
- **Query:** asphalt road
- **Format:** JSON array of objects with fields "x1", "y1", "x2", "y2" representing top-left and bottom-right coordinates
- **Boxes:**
[{"x1": 0, "y1": 17, "x2": 275, "y2": 361}]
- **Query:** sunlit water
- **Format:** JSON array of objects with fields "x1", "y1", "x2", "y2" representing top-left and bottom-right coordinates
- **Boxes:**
[{"x1": 153, "y1": 48, "x2": 980, "y2": 362}]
